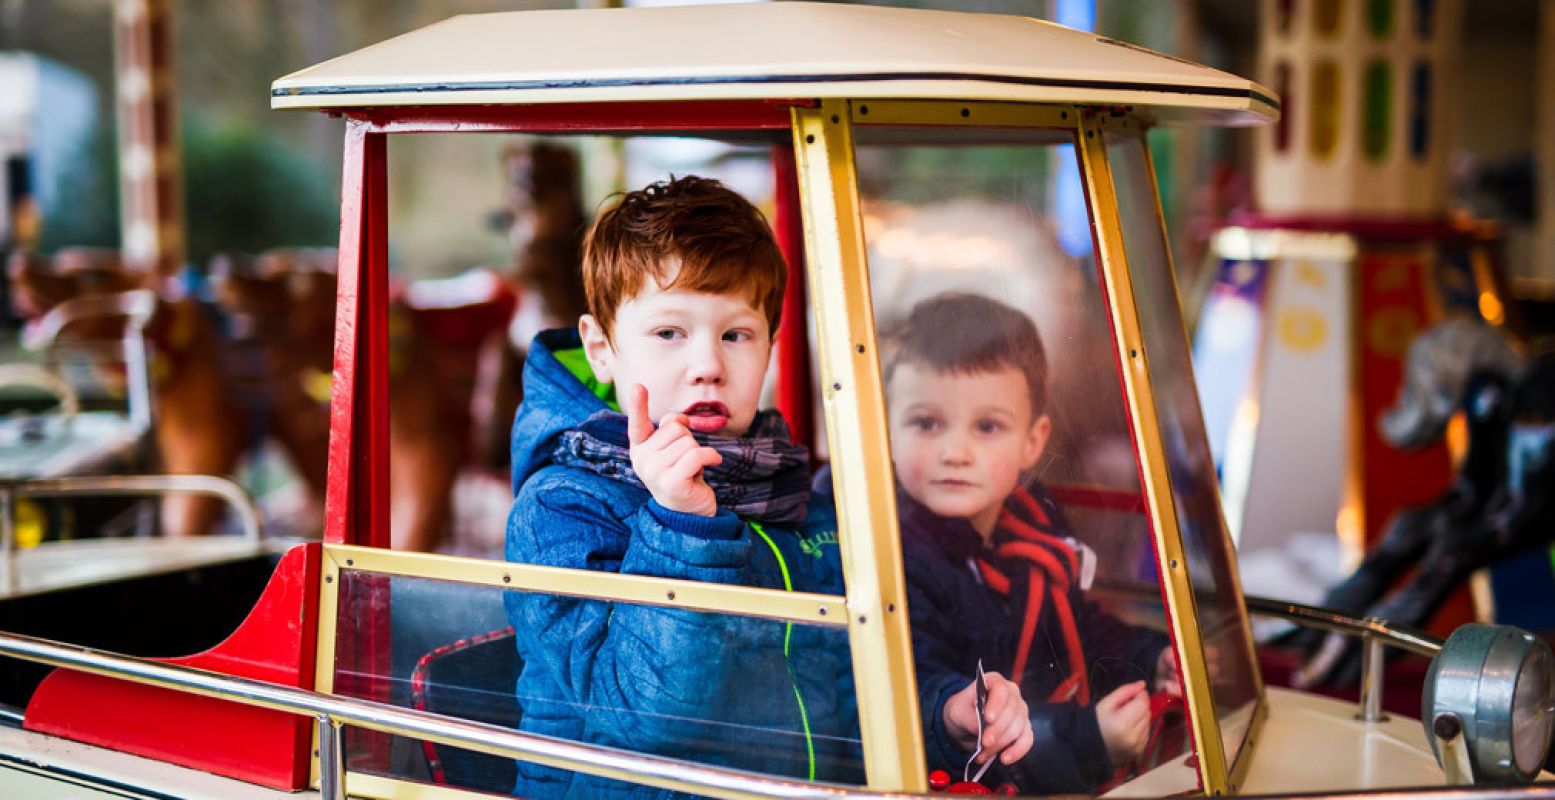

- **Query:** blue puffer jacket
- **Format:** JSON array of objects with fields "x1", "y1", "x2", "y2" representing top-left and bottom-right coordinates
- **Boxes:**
[{"x1": 505, "y1": 328, "x2": 862, "y2": 800}]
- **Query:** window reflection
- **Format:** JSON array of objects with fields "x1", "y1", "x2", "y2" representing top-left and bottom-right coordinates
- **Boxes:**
[
  {"x1": 1103, "y1": 132, "x2": 1262, "y2": 771},
  {"x1": 856, "y1": 134, "x2": 1193, "y2": 796},
  {"x1": 330, "y1": 571, "x2": 862, "y2": 795}
]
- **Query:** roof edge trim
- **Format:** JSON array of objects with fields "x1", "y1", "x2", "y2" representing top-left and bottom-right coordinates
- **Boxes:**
[{"x1": 272, "y1": 71, "x2": 1280, "y2": 113}]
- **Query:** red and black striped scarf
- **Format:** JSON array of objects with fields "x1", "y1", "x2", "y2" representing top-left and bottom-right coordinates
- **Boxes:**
[{"x1": 976, "y1": 488, "x2": 1090, "y2": 706}]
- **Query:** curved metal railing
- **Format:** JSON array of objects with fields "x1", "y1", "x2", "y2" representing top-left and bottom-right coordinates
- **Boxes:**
[
  {"x1": 1244, "y1": 595, "x2": 1443, "y2": 658},
  {"x1": 0, "y1": 624, "x2": 1545, "y2": 800},
  {"x1": 0, "y1": 629, "x2": 878, "y2": 800},
  {"x1": 1244, "y1": 594, "x2": 1444, "y2": 723},
  {"x1": 0, "y1": 475, "x2": 264, "y2": 552}
]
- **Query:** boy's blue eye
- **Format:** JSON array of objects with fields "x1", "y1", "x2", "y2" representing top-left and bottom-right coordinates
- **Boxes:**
[
  {"x1": 722, "y1": 330, "x2": 750, "y2": 343},
  {"x1": 653, "y1": 329, "x2": 680, "y2": 341},
  {"x1": 907, "y1": 416, "x2": 940, "y2": 432}
]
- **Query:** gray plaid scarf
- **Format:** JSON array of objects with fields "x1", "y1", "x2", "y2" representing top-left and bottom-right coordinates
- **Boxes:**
[{"x1": 552, "y1": 409, "x2": 811, "y2": 527}]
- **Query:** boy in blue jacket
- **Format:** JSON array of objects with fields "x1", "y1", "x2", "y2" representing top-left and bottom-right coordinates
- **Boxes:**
[
  {"x1": 505, "y1": 178, "x2": 1028, "y2": 799},
  {"x1": 883, "y1": 292, "x2": 1179, "y2": 794}
]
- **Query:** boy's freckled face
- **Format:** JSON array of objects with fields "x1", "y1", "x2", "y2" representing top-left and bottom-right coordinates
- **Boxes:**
[
  {"x1": 888, "y1": 363, "x2": 1050, "y2": 538},
  {"x1": 582, "y1": 271, "x2": 771, "y2": 437}
]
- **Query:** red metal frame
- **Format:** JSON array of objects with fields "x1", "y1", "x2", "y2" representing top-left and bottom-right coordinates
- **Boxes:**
[
  {"x1": 771, "y1": 144, "x2": 814, "y2": 453},
  {"x1": 343, "y1": 100, "x2": 806, "y2": 135},
  {"x1": 325, "y1": 121, "x2": 389, "y2": 548}
]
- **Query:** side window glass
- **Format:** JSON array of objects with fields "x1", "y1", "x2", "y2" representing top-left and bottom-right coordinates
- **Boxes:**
[
  {"x1": 328, "y1": 569, "x2": 862, "y2": 794},
  {"x1": 854, "y1": 129, "x2": 1194, "y2": 796}
]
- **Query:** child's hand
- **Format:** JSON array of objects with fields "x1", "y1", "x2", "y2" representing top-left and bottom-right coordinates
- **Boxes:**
[
  {"x1": 627, "y1": 384, "x2": 722, "y2": 517},
  {"x1": 942, "y1": 671, "x2": 1034, "y2": 767},
  {"x1": 1096, "y1": 681, "x2": 1151, "y2": 765},
  {"x1": 1154, "y1": 646, "x2": 1181, "y2": 696}
]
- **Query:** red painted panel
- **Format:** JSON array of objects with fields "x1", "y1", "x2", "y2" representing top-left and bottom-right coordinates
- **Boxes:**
[
  {"x1": 1230, "y1": 212, "x2": 1492, "y2": 243},
  {"x1": 361, "y1": 131, "x2": 390, "y2": 550},
  {"x1": 1354, "y1": 245, "x2": 1473, "y2": 634},
  {"x1": 347, "y1": 99, "x2": 806, "y2": 134},
  {"x1": 771, "y1": 144, "x2": 814, "y2": 455},
  {"x1": 25, "y1": 544, "x2": 322, "y2": 790}
]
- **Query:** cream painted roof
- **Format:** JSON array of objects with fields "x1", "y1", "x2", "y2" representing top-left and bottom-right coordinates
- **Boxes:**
[{"x1": 272, "y1": 2, "x2": 1276, "y2": 125}]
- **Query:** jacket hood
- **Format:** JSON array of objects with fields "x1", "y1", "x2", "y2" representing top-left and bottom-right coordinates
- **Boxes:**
[{"x1": 510, "y1": 327, "x2": 618, "y2": 493}]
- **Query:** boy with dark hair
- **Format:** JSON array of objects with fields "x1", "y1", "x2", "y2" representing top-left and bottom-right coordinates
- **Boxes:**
[
  {"x1": 884, "y1": 292, "x2": 1177, "y2": 794},
  {"x1": 505, "y1": 179, "x2": 1029, "y2": 799}
]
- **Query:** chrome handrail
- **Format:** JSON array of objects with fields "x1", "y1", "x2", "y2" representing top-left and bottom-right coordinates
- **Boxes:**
[
  {"x1": 0, "y1": 629, "x2": 1547, "y2": 799},
  {"x1": 1245, "y1": 594, "x2": 1444, "y2": 723},
  {"x1": 0, "y1": 475, "x2": 263, "y2": 548},
  {"x1": 1243, "y1": 595, "x2": 1443, "y2": 658},
  {"x1": 0, "y1": 629, "x2": 881, "y2": 800}
]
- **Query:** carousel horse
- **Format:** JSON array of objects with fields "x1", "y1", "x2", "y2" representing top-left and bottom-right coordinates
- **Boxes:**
[
  {"x1": 1294, "y1": 318, "x2": 1554, "y2": 687},
  {"x1": 208, "y1": 249, "x2": 336, "y2": 525},
  {"x1": 477, "y1": 141, "x2": 587, "y2": 469},
  {"x1": 210, "y1": 142, "x2": 587, "y2": 553},
  {"x1": 6, "y1": 248, "x2": 246, "y2": 537}
]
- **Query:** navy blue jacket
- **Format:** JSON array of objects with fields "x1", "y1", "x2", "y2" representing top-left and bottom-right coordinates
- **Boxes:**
[
  {"x1": 896, "y1": 489, "x2": 1169, "y2": 794},
  {"x1": 505, "y1": 328, "x2": 862, "y2": 800}
]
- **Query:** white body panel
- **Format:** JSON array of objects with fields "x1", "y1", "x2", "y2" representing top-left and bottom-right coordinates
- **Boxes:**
[
  {"x1": 0, "y1": 725, "x2": 313, "y2": 800},
  {"x1": 0, "y1": 537, "x2": 286, "y2": 600},
  {"x1": 1110, "y1": 687, "x2": 1444, "y2": 797}
]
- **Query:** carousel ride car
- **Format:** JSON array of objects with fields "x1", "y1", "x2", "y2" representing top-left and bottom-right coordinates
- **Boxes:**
[{"x1": 0, "y1": 4, "x2": 1548, "y2": 799}]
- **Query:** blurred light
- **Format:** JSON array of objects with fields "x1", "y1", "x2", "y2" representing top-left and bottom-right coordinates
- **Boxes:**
[{"x1": 1479, "y1": 290, "x2": 1505, "y2": 326}]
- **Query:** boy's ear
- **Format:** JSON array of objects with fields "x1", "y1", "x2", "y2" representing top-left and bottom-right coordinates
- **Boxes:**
[
  {"x1": 1022, "y1": 413, "x2": 1052, "y2": 471},
  {"x1": 577, "y1": 314, "x2": 615, "y2": 384}
]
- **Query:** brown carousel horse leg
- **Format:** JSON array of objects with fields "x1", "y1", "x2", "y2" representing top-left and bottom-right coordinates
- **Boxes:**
[
  {"x1": 389, "y1": 329, "x2": 474, "y2": 552},
  {"x1": 148, "y1": 299, "x2": 247, "y2": 537},
  {"x1": 209, "y1": 250, "x2": 335, "y2": 528}
]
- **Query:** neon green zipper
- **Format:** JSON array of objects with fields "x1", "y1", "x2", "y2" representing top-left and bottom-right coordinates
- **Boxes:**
[{"x1": 748, "y1": 521, "x2": 817, "y2": 781}]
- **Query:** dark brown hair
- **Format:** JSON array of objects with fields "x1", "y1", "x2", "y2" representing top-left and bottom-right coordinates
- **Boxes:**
[
  {"x1": 885, "y1": 292, "x2": 1048, "y2": 414},
  {"x1": 583, "y1": 175, "x2": 786, "y2": 338}
]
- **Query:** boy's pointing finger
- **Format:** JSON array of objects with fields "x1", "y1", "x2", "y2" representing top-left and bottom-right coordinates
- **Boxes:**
[{"x1": 626, "y1": 384, "x2": 654, "y2": 446}]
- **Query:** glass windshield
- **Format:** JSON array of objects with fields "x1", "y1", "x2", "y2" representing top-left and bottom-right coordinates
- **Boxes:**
[
  {"x1": 852, "y1": 128, "x2": 1195, "y2": 796},
  {"x1": 1102, "y1": 132, "x2": 1261, "y2": 771},
  {"x1": 330, "y1": 569, "x2": 861, "y2": 795}
]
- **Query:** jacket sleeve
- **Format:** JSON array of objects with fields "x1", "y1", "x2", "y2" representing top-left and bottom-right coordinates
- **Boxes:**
[
  {"x1": 901, "y1": 560, "x2": 978, "y2": 774},
  {"x1": 504, "y1": 469, "x2": 789, "y2": 754},
  {"x1": 1006, "y1": 701, "x2": 1114, "y2": 794},
  {"x1": 1073, "y1": 587, "x2": 1171, "y2": 695}
]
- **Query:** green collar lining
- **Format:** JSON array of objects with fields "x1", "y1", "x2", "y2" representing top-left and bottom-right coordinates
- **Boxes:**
[{"x1": 553, "y1": 346, "x2": 619, "y2": 412}]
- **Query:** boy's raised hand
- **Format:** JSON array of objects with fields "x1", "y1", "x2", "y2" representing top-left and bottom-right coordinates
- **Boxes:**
[
  {"x1": 943, "y1": 671, "x2": 1034, "y2": 767},
  {"x1": 1096, "y1": 681, "x2": 1151, "y2": 766},
  {"x1": 626, "y1": 384, "x2": 723, "y2": 517}
]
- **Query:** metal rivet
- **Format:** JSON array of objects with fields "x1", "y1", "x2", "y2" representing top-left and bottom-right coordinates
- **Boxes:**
[
  {"x1": 805, "y1": 134, "x2": 815, "y2": 144},
  {"x1": 832, "y1": 382, "x2": 842, "y2": 391},
  {"x1": 502, "y1": 574, "x2": 511, "y2": 584},
  {"x1": 818, "y1": 607, "x2": 827, "y2": 616},
  {"x1": 667, "y1": 590, "x2": 676, "y2": 600},
  {"x1": 1061, "y1": 111, "x2": 1069, "y2": 119},
  {"x1": 1129, "y1": 349, "x2": 1138, "y2": 358},
  {"x1": 1170, "y1": 559, "x2": 1179, "y2": 569},
  {"x1": 345, "y1": 559, "x2": 353, "y2": 567},
  {"x1": 887, "y1": 603, "x2": 896, "y2": 613},
  {"x1": 960, "y1": 107, "x2": 970, "y2": 117},
  {"x1": 859, "y1": 104, "x2": 870, "y2": 115},
  {"x1": 1086, "y1": 130, "x2": 1094, "y2": 138},
  {"x1": 857, "y1": 615, "x2": 867, "y2": 624},
  {"x1": 324, "y1": 575, "x2": 333, "y2": 584},
  {"x1": 855, "y1": 344, "x2": 865, "y2": 354},
  {"x1": 831, "y1": 114, "x2": 840, "y2": 124}
]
